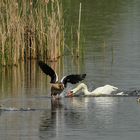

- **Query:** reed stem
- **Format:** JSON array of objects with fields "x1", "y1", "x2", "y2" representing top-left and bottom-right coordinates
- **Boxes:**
[
  {"x1": 77, "y1": 2, "x2": 82, "y2": 57},
  {"x1": 0, "y1": 0, "x2": 82, "y2": 66}
]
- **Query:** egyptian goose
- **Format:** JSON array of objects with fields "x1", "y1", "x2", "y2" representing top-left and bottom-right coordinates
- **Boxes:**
[
  {"x1": 38, "y1": 61, "x2": 86, "y2": 98},
  {"x1": 68, "y1": 83, "x2": 123, "y2": 96}
]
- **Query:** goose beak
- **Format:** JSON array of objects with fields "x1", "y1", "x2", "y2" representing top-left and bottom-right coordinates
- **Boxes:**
[{"x1": 67, "y1": 91, "x2": 74, "y2": 97}]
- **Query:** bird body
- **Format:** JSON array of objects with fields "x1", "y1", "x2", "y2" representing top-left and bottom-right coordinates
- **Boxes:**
[
  {"x1": 68, "y1": 83, "x2": 120, "y2": 96},
  {"x1": 137, "y1": 97, "x2": 140, "y2": 102},
  {"x1": 51, "y1": 83, "x2": 64, "y2": 96},
  {"x1": 38, "y1": 61, "x2": 86, "y2": 98}
]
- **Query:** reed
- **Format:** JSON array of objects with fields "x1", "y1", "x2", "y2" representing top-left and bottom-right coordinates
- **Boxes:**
[
  {"x1": 77, "y1": 2, "x2": 82, "y2": 57},
  {"x1": 0, "y1": 0, "x2": 82, "y2": 66},
  {"x1": 0, "y1": 0, "x2": 64, "y2": 65}
]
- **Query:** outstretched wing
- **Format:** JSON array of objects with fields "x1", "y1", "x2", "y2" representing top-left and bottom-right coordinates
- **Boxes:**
[
  {"x1": 61, "y1": 74, "x2": 86, "y2": 87},
  {"x1": 38, "y1": 61, "x2": 58, "y2": 83}
]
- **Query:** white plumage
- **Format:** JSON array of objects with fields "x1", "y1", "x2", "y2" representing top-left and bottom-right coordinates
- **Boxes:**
[{"x1": 69, "y1": 83, "x2": 122, "y2": 96}]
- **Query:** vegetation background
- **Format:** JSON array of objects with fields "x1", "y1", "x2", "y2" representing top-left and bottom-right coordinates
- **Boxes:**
[{"x1": 0, "y1": 0, "x2": 82, "y2": 66}]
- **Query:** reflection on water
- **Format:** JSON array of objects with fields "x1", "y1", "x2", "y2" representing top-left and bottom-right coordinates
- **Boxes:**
[
  {"x1": 0, "y1": 95, "x2": 140, "y2": 140},
  {"x1": 40, "y1": 100, "x2": 63, "y2": 139},
  {"x1": 0, "y1": 61, "x2": 49, "y2": 98},
  {"x1": 39, "y1": 97, "x2": 140, "y2": 140}
]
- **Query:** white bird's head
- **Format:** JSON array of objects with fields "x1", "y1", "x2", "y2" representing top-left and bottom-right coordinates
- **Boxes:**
[{"x1": 67, "y1": 83, "x2": 88, "y2": 97}]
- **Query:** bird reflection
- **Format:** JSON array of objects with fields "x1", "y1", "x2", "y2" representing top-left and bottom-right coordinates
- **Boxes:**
[
  {"x1": 39, "y1": 96, "x2": 116, "y2": 139},
  {"x1": 39, "y1": 97, "x2": 86, "y2": 139},
  {"x1": 39, "y1": 99, "x2": 63, "y2": 139},
  {"x1": 51, "y1": 99, "x2": 63, "y2": 110}
]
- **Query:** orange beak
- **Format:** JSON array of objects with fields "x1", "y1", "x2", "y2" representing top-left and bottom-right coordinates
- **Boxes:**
[{"x1": 67, "y1": 91, "x2": 74, "y2": 97}]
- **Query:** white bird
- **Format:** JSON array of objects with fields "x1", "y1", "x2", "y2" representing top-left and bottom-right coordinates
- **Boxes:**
[
  {"x1": 137, "y1": 97, "x2": 140, "y2": 102},
  {"x1": 68, "y1": 83, "x2": 122, "y2": 96}
]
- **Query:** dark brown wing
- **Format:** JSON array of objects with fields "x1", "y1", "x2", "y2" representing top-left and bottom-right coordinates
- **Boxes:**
[
  {"x1": 61, "y1": 74, "x2": 86, "y2": 87},
  {"x1": 38, "y1": 61, "x2": 58, "y2": 83}
]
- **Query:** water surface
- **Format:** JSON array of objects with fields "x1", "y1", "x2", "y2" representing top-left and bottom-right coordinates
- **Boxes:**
[
  {"x1": 1, "y1": 0, "x2": 140, "y2": 140},
  {"x1": 0, "y1": 97, "x2": 140, "y2": 140}
]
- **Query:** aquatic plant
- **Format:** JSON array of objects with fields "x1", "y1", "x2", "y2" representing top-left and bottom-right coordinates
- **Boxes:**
[
  {"x1": 0, "y1": 0, "x2": 62, "y2": 65},
  {"x1": 0, "y1": 0, "x2": 82, "y2": 66}
]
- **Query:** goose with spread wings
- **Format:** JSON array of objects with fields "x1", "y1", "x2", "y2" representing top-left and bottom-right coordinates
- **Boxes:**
[{"x1": 38, "y1": 61, "x2": 86, "y2": 98}]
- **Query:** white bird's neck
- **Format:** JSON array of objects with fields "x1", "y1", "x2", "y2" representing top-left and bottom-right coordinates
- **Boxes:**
[
  {"x1": 71, "y1": 83, "x2": 119, "y2": 96},
  {"x1": 72, "y1": 83, "x2": 91, "y2": 95},
  {"x1": 82, "y1": 87, "x2": 91, "y2": 95}
]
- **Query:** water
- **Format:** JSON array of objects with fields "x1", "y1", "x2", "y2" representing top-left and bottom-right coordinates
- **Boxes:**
[
  {"x1": 40, "y1": 97, "x2": 140, "y2": 140},
  {"x1": 0, "y1": 97, "x2": 140, "y2": 140},
  {"x1": 1, "y1": 0, "x2": 140, "y2": 139},
  {"x1": 81, "y1": 0, "x2": 140, "y2": 89}
]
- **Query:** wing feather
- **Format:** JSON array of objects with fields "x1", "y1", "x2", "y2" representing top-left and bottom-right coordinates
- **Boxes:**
[
  {"x1": 38, "y1": 61, "x2": 58, "y2": 83},
  {"x1": 61, "y1": 74, "x2": 86, "y2": 87}
]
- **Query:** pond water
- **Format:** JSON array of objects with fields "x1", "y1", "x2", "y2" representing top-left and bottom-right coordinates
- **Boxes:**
[
  {"x1": 1, "y1": 0, "x2": 140, "y2": 140},
  {"x1": 0, "y1": 97, "x2": 140, "y2": 140}
]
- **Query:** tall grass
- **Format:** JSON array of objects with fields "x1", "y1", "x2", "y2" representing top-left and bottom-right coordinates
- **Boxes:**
[
  {"x1": 0, "y1": 0, "x2": 82, "y2": 66},
  {"x1": 77, "y1": 3, "x2": 82, "y2": 57},
  {"x1": 0, "y1": 0, "x2": 64, "y2": 65}
]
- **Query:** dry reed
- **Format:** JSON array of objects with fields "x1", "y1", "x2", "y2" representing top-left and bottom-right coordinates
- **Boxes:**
[
  {"x1": 0, "y1": 0, "x2": 82, "y2": 66},
  {"x1": 77, "y1": 2, "x2": 82, "y2": 57},
  {"x1": 0, "y1": 0, "x2": 64, "y2": 65}
]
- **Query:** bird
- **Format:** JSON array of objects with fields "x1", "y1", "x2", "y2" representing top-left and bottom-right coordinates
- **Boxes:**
[
  {"x1": 137, "y1": 97, "x2": 140, "y2": 102},
  {"x1": 38, "y1": 61, "x2": 86, "y2": 98},
  {"x1": 67, "y1": 83, "x2": 123, "y2": 96}
]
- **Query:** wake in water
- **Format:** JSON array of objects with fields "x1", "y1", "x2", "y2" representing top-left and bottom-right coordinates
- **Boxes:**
[
  {"x1": 0, "y1": 104, "x2": 36, "y2": 111},
  {"x1": 0, "y1": 87, "x2": 140, "y2": 112},
  {"x1": 123, "y1": 89, "x2": 140, "y2": 96}
]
